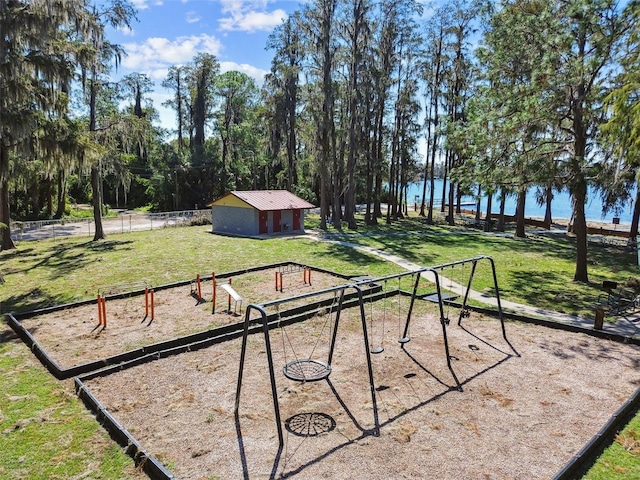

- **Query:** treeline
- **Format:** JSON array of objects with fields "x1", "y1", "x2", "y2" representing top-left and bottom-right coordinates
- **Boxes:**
[{"x1": 1, "y1": 0, "x2": 639, "y2": 281}]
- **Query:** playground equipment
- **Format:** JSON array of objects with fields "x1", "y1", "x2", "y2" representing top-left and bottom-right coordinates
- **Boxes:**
[
  {"x1": 211, "y1": 274, "x2": 243, "y2": 315},
  {"x1": 235, "y1": 283, "x2": 379, "y2": 449},
  {"x1": 275, "y1": 264, "x2": 312, "y2": 292},
  {"x1": 96, "y1": 282, "x2": 155, "y2": 329},
  {"x1": 97, "y1": 294, "x2": 107, "y2": 328},
  {"x1": 189, "y1": 272, "x2": 244, "y2": 315},
  {"x1": 279, "y1": 289, "x2": 341, "y2": 382},
  {"x1": 190, "y1": 274, "x2": 208, "y2": 304},
  {"x1": 235, "y1": 256, "x2": 512, "y2": 454},
  {"x1": 144, "y1": 287, "x2": 155, "y2": 323}
]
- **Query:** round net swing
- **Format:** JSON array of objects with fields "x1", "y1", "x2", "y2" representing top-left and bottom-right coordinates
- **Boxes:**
[
  {"x1": 278, "y1": 290, "x2": 339, "y2": 382},
  {"x1": 283, "y1": 358, "x2": 332, "y2": 382}
]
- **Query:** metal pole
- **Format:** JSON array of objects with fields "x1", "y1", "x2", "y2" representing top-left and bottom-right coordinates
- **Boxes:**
[
  {"x1": 234, "y1": 305, "x2": 284, "y2": 448},
  {"x1": 352, "y1": 284, "x2": 381, "y2": 436},
  {"x1": 458, "y1": 260, "x2": 478, "y2": 326}
]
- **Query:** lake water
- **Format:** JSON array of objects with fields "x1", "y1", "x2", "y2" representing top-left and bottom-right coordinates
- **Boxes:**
[{"x1": 406, "y1": 180, "x2": 636, "y2": 225}]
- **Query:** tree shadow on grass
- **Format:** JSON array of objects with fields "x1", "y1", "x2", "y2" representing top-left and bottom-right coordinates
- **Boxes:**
[
  {"x1": 26, "y1": 239, "x2": 134, "y2": 277},
  {"x1": 1, "y1": 240, "x2": 135, "y2": 314},
  {"x1": 0, "y1": 321, "x2": 21, "y2": 344},
  {"x1": 2, "y1": 286, "x2": 72, "y2": 315},
  {"x1": 370, "y1": 231, "x2": 579, "y2": 269},
  {"x1": 321, "y1": 242, "x2": 398, "y2": 274},
  {"x1": 507, "y1": 269, "x2": 602, "y2": 316}
]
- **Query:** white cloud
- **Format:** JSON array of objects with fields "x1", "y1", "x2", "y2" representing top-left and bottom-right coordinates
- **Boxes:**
[
  {"x1": 118, "y1": 25, "x2": 135, "y2": 37},
  {"x1": 185, "y1": 10, "x2": 201, "y2": 23},
  {"x1": 130, "y1": 0, "x2": 163, "y2": 10},
  {"x1": 219, "y1": 61, "x2": 269, "y2": 85},
  {"x1": 122, "y1": 34, "x2": 224, "y2": 73},
  {"x1": 130, "y1": 0, "x2": 151, "y2": 10},
  {"x1": 218, "y1": 0, "x2": 287, "y2": 33}
]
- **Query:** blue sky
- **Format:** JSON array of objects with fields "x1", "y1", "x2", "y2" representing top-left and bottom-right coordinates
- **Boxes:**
[{"x1": 107, "y1": 0, "x2": 303, "y2": 130}]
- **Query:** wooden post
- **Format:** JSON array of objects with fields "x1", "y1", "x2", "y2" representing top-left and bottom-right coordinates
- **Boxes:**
[
  {"x1": 97, "y1": 295, "x2": 103, "y2": 326},
  {"x1": 100, "y1": 296, "x2": 107, "y2": 328},
  {"x1": 212, "y1": 278, "x2": 217, "y2": 314},
  {"x1": 212, "y1": 273, "x2": 216, "y2": 314},
  {"x1": 196, "y1": 273, "x2": 202, "y2": 300},
  {"x1": 145, "y1": 288, "x2": 149, "y2": 317},
  {"x1": 594, "y1": 308, "x2": 605, "y2": 329},
  {"x1": 150, "y1": 289, "x2": 155, "y2": 321}
]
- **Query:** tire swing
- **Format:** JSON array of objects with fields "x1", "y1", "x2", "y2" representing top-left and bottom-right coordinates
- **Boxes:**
[{"x1": 280, "y1": 290, "x2": 343, "y2": 382}]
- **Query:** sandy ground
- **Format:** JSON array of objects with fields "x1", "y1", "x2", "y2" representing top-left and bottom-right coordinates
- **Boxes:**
[{"x1": 79, "y1": 301, "x2": 640, "y2": 479}]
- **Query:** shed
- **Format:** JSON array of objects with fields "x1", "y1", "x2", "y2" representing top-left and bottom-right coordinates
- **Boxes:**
[{"x1": 208, "y1": 190, "x2": 315, "y2": 236}]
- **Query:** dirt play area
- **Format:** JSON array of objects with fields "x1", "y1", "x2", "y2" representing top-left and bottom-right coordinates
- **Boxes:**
[
  {"x1": 10, "y1": 263, "x2": 640, "y2": 479},
  {"x1": 15, "y1": 264, "x2": 350, "y2": 371}
]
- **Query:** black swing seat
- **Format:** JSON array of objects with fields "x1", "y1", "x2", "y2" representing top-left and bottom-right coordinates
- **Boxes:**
[
  {"x1": 283, "y1": 359, "x2": 332, "y2": 382},
  {"x1": 421, "y1": 292, "x2": 459, "y2": 303}
]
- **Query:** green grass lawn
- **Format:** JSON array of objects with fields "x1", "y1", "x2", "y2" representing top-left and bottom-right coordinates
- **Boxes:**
[
  {"x1": 307, "y1": 213, "x2": 640, "y2": 318},
  {"x1": 1, "y1": 215, "x2": 639, "y2": 478}
]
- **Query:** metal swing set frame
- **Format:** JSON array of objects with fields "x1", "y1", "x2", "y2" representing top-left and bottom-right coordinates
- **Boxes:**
[{"x1": 234, "y1": 255, "x2": 509, "y2": 450}]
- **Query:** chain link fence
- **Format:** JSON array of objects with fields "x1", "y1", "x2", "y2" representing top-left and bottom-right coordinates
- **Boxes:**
[{"x1": 9, "y1": 209, "x2": 212, "y2": 242}]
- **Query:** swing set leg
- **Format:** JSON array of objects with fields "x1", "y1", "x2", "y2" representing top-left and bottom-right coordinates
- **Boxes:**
[
  {"x1": 440, "y1": 315, "x2": 462, "y2": 391},
  {"x1": 458, "y1": 260, "x2": 477, "y2": 326}
]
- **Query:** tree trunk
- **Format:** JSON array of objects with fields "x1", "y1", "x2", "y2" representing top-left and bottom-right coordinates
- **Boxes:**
[
  {"x1": 447, "y1": 178, "x2": 455, "y2": 226},
  {"x1": 55, "y1": 169, "x2": 67, "y2": 218},
  {"x1": 88, "y1": 76, "x2": 105, "y2": 242},
  {"x1": 629, "y1": 187, "x2": 640, "y2": 244},
  {"x1": 544, "y1": 186, "x2": 553, "y2": 229},
  {"x1": 386, "y1": 135, "x2": 397, "y2": 224},
  {"x1": 420, "y1": 93, "x2": 433, "y2": 218},
  {"x1": 286, "y1": 78, "x2": 298, "y2": 190},
  {"x1": 91, "y1": 165, "x2": 105, "y2": 241},
  {"x1": 374, "y1": 172, "x2": 382, "y2": 220},
  {"x1": 344, "y1": 0, "x2": 364, "y2": 230},
  {"x1": 0, "y1": 145, "x2": 16, "y2": 250},
  {"x1": 475, "y1": 185, "x2": 482, "y2": 221},
  {"x1": 514, "y1": 187, "x2": 526, "y2": 238},
  {"x1": 441, "y1": 150, "x2": 448, "y2": 214},
  {"x1": 572, "y1": 178, "x2": 589, "y2": 282},
  {"x1": 318, "y1": 0, "x2": 336, "y2": 231},
  {"x1": 497, "y1": 190, "x2": 506, "y2": 232},
  {"x1": 221, "y1": 135, "x2": 229, "y2": 198},
  {"x1": 484, "y1": 192, "x2": 493, "y2": 232}
]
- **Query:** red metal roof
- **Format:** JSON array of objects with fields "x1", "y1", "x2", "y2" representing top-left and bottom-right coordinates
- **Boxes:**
[{"x1": 211, "y1": 190, "x2": 315, "y2": 211}]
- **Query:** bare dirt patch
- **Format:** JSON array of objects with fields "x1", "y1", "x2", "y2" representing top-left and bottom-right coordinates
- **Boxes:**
[{"x1": 81, "y1": 300, "x2": 640, "y2": 480}]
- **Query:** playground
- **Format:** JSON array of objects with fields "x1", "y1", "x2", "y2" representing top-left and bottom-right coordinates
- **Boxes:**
[
  {"x1": 14, "y1": 263, "x2": 349, "y2": 373},
  {"x1": 80, "y1": 306, "x2": 639, "y2": 479},
  {"x1": 9, "y1": 259, "x2": 640, "y2": 478}
]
